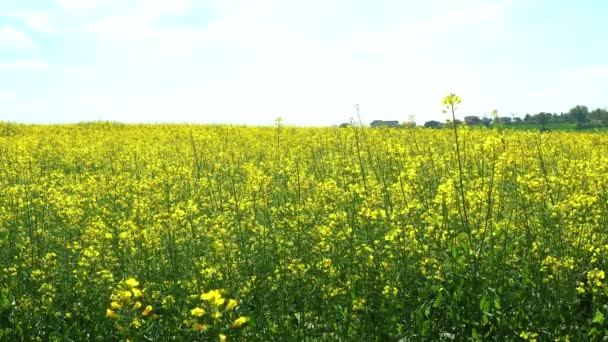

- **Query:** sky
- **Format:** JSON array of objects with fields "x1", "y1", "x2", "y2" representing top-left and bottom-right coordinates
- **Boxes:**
[{"x1": 0, "y1": 0, "x2": 607, "y2": 126}]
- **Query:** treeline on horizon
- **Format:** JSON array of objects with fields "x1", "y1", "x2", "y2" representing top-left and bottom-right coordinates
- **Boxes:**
[{"x1": 344, "y1": 105, "x2": 608, "y2": 130}]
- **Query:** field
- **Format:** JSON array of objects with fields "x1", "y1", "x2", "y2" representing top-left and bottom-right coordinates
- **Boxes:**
[
  {"x1": 2, "y1": 122, "x2": 608, "y2": 340},
  {"x1": 503, "y1": 121, "x2": 578, "y2": 131}
]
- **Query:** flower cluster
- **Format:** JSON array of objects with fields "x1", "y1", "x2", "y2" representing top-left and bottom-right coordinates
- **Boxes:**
[
  {"x1": 186, "y1": 289, "x2": 249, "y2": 341},
  {"x1": 107, "y1": 278, "x2": 155, "y2": 339}
]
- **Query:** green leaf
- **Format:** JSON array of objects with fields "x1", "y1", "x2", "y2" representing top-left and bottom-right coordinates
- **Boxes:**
[
  {"x1": 494, "y1": 297, "x2": 501, "y2": 310},
  {"x1": 433, "y1": 290, "x2": 443, "y2": 308},
  {"x1": 593, "y1": 310, "x2": 604, "y2": 324},
  {"x1": 480, "y1": 293, "x2": 489, "y2": 312}
]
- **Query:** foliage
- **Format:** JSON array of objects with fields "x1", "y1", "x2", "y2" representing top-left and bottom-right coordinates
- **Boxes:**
[
  {"x1": 569, "y1": 105, "x2": 590, "y2": 124},
  {"x1": 536, "y1": 112, "x2": 553, "y2": 131},
  {"x1": 1, "y1": 121, "x2": 608, "y2": 339}
]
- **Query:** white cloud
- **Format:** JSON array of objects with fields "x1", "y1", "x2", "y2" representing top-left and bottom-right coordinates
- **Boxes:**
[
  {"x1": 83, "y1": 0, "x2": 197, "y2": 43},
  {"x1": 34, "y1": 0, "x2": 520, "y2": 124},
  {"x1": 132, "y1": 0, "x2": 193, "y2": 18},
  {"x1": 86, "y1": 14, "x2": 150, "y2": 41},
  {"x1": 60, "y1": 0, "x2": 193, "y2": 28},
  {"x1": 207, "y1": 0, "x2": 280, "y2": 16},
  {"x1": 420, "y1": 4, "x2": 505, "y2": 30},
  {"x1": 562, "y1": 66, "x2": 608, "y2": 80},
  {"x1": 0, "y1": 60, "x2": 50, "y2": 71},
  {"x1": 62, "y1": 65, "x2": 88, "y2": 75},
  {"x1": 553, "y1": 67, "x2": 608, "y2": 109},
  {"x1": 76, "y1": 4, "x2": 489, "y2": 123},
  {"x1": 3, "y1": 102, "x2": 48, "y2": 123},
  {"x1": 56, "y1": 0, "x2": 120, "y2": 12},
  {"x1": 3, "y1": 12, "x2": 56, "y2": 34},
  {"x1": 23, "y1": 13, "x2": 56, "y2": 34},
  {"x1": 0, "y1": 25, "x2": 35, "y2": 48},
  {"x1": 0, "y1": 90, "x2": 16, "y2": 103}
]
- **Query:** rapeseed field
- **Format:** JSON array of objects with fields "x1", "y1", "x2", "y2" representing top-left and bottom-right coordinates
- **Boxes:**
[{"x1": 1, "y1": 120, "x2": 608, "y2": 340}]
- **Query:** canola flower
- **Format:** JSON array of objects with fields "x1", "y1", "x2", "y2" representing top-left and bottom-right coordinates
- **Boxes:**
[
  {"x1": 232, "y1": 316, "x2": 249, "y2": 328},
  {"x1": 185, "y1": 289, "x2": 248, "y2": 340},
  {"x1": 191, "y1": 307, "x2": 206, "y2": 317},
  {"x1": 1, "y1": 121, "x2": 608, "y2": 340},
  {"x1": 201, "y1": 289, "x2": 225, "y2": 306},
  {"x1": 106, "y1": 277, "x2": 156, "y2": 339}
]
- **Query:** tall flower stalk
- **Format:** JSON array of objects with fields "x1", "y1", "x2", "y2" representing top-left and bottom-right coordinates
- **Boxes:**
[{"x1": 443, "y1": 94, "x2": 470, "y2": 241}]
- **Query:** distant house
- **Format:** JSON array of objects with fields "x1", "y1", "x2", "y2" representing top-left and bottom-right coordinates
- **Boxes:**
[
  {"x1": 424, "y1": 120, "x2": 443, "y2": 129},
  {"x1": 464, "y1": 116, "x2": 481, "y2": 125},
  {"x1": 498, "y1": 117, "x2": 512, "y2": 124},
  {"x1": 370, "y1": 120, "x2": 400, "y2": 128}
]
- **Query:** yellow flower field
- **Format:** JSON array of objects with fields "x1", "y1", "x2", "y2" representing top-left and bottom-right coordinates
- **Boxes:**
[{"x1": 1, "y1": 121, "x2": 608, "y2": 340}]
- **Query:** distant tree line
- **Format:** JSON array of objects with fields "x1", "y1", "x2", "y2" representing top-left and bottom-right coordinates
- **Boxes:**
[
  {"x1": 522, "y1": 105, "x2": 608, "y2": 130},
  {"x1": 337, "y1": 105, "x2": 608, "y2": 130},
  {"x1": 421, "y1": 105, "x2": 608, "y2": 130}
]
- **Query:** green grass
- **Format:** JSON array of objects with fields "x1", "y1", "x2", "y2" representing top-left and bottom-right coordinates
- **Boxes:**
[
  {"x1": 509, "y1": 121, "x2": 578, "y2": 131},
  {"x1": 478, "y1": 121, "x2": 608, "y2": 131}
]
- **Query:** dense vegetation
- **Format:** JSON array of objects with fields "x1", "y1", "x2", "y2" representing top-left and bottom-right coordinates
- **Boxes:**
[
  {"x1": 2, "y1": 120, "x2": 608, "y2": 340},
  {"x1": 421, "y1": 105, "x2": 608, "y2": 131}
]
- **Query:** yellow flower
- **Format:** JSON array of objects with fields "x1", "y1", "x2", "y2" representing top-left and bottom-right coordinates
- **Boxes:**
[
  {"x1": 142, "y1": 305, "x2": 153, "y2": 316},
  {"x1": 201, "y1": 290, "x2": 225, "y2": 306},
  {"x1": 225, "y1": 299, "x2": 238, "y2": 311},
  {"x1": 190, "y1": 307, "x2": 206, "y2": 317},
  {"x1": 232, "y1": 316, "x2": 249, "y2": 328},
  {"x1": 124, "y1": 278, "x2": 140, "y2": 288},
  {"x1": 576, "y1": 282, "x2": 586, "y2": 294},
  {"x1": 132, "y1": 301, "x2": 142, "y2": 310},
  {"x1": 520, "y1": 331, "x2": 538, "y2": 341},
  {"x1": 110, "y1": 301, "x2": 122, "y2": 310},
  {"x1": 106, "y1": 309, "x2": 118, "y2": 318},
  {"x1": 162, "y1": 295, "x2": 175, "y2": 307},
  {"x1": 131, "y1": 318, "x2": 142, "y2": 328},
  {"x1": 382, "y1": 285, "x2": 398, "y2": 297},
  {"x1": 120, "y1": 290, "x2": 133, "y2": 301},
  {"x1": 131, "y1": 288, "x2": 143, "y2": 298},
  {"x1": 219, "y1": 333, "x2": 227, "y2": 342},
  {"x1": 192, "y1": 322, "x2": 208, "y2": 331},
  {"x1": 31, "y1": 269, "x2": 44, "y2": 279},
  {"x1": 353, "y1": 298, "x2": 366, "y2": 311},
  {"x1": 442, "y1": 93, "x2": 461, "y2": 106}
]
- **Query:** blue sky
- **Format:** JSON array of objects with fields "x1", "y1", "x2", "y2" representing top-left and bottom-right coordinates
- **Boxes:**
[{"x1": 1, "y1": 0, "x2": 607, "y2": 126}]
